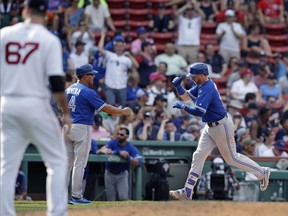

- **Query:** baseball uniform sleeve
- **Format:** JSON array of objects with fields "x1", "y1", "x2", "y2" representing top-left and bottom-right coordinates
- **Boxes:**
[{"x1": 86, "y1": 90, "x2": 107, "y2": 111}]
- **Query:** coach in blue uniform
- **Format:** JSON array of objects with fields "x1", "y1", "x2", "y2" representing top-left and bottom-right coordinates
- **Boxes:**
[
  {"x1": 64, "y1": 63, "x2": 132, "y2": 204},
  {"x1": 169, "y1": 62, "x2": 271, "y2": 200},
  {"x1": 102, "y1": 127, "x2": 142, "y2": 201}
]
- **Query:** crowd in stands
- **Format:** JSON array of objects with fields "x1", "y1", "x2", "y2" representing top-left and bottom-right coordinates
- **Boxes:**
[{"x1": 2, "y1": 0, "x2": 288, "y2": 158}]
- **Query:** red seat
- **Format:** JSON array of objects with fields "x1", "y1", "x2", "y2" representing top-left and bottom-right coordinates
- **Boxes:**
[
  {"x1": 266, "y1": 34, "x2": 288, "y2": 47},
  {"x1": 108, "y1": 0, "x2": 128, "y2": 9},
  {"x1": 201, "y1": 22, "x2": 217, "y2": 34},
  {"x1": 127, "y1": 9, "x2": 150, "y2": 21},
  {"x1": 155, "y1": 44, "x2": 165, "y2": 53},
  {"x1": 271, "y1": 46, "x2": 288, "y2": 53},
  {"x1": 211, "y1": 77, "x2": 227, "y2": 89},
  {"x1": 127, "y1": 0, "x2": 150, "y2": 9},
  {"x1": 151, "y1": 8, "x2": 172, "y2": 15},
  {"x1": 127, "y1": 20, "x2": 149, "y2": 31},
  {"x1": 114, "y1": 20, "x2": 128, "y2": 30},
  {"x1": 218, "y1": 88, "x2": 228, "y2": 95},
  {"x1": 110, "y1": 8, "x2": 127, "y2": 20},
  {"x1": 151, "y1": 32, "x2": 175, "y2": 44},
  {"x1": 264, "y1": 23, "x2": 287, "y2": 35}
]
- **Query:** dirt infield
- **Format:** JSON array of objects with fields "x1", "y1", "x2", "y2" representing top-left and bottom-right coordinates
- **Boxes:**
[{"x1": 19, "y1": 201, "x2": 288, "y2": 216}]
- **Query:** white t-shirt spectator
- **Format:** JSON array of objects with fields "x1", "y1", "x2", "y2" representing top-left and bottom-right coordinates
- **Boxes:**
[
  {"x1": 230, "y1": 79, "x2": 258, "y2": 101},
  {"x1": 70, "y1": 52, "x2": 88, "y2": 69},
  {"x1": 255, "y1": 143, "x2": 272, "y2": 156},
  {"x1": 105, "y1": 51, "x2": 132, "y2": 89},
  {"x1": 177, "y1": 15, "x2": 201, "y2": 46},
  {"x1": 216, "y1": 22, "x2": 245, "y2": 52},
  {"x1": 84, "y1": 4, "x2": 110, "y2": 31}
]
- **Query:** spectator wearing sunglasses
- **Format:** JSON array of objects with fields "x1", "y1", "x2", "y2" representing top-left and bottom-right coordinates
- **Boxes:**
[{"x1": 102, "y1": 127, "x2": 142, "y2": 201}]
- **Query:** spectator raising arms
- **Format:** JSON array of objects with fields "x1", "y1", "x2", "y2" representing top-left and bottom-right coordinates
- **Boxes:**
[
  {"x1": 175, "y1": 0, "x2": 205, "y2": 64},
  {"x1": 149, "y1": 3, "x2": 175, "y2": 32},
  {"x1": 98, "y1": 30, "x2": 139, "y2": 107},
  {"x1": 84, "y1": 0, "x2": 116, "y2": 32}
]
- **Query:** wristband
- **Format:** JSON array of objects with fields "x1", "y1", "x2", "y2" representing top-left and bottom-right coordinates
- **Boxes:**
[{"x1": 176, "y1": 85, "x2": 186, "y2": 95}]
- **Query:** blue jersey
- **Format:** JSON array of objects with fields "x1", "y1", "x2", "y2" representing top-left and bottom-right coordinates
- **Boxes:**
[
  {"x1": 188, "y1": 79, "x2": 226, "y2": 122},
  {"x1": 106, "y1": 139, "x2": 142, "y2": 174},
  {"x1": 66, "y1": 83, "x2": 106, "y2": 125}
]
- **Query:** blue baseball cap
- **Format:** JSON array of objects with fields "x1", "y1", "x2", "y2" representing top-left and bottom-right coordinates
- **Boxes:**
[
  {"x1": 186, "y1": 63, "x2": 209, "y2": 78},
  {"x1": 76, "y1": 63, "x2": 98, "y2": 77},
  {"x1": 113, "y1": 35, "x2": 125, "y2": 42},
  {"x1": 136, "y1": 27, "x2": 147, "y2": 35}
]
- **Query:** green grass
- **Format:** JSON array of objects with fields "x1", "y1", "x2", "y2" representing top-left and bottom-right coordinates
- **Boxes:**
[{"x1": 15, "y1": 200, "x2": 148, "y2": 213}]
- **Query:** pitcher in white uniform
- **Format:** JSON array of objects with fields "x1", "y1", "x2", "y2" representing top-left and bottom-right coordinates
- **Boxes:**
[{"x1": 0, "y1": 1, "x2": 71, "y2": 215}]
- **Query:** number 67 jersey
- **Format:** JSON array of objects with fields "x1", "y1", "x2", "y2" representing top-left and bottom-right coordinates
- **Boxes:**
[{"x1": 0, "y1": 22, "x2": 64, "y2": 98}]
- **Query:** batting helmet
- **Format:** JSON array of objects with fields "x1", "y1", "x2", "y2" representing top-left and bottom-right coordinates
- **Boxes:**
[
  {"x1": 186, "y1": 63, "x2": 209, "y2": 78},
  {"x1": 76, "y1": 63, "x2": 98, "y2": 77}
]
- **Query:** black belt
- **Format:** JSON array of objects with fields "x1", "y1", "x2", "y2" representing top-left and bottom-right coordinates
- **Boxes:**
[
  {"x1": 207, "y1": 122, "x2": 219, "y2": 127},
  {"x1": 207, "y1": 115, "x2": 227, "y2": 128}
]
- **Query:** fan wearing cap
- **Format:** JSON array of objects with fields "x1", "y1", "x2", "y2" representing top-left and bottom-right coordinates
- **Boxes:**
[
  {"x1": 91, "y1": 114, "x2": 110, "y2": 140},
  {"x1": 98, "y1": 29, "x2": 139, "y2": 107},
  {"x1": 70, "y1": 40, "x2": 89, "y2": 69},
  {"x1": 216, "y1": 0, "x2": 244, "y2": 23},
  {"x1": 216, "y1": 9, "x2": 245, "y2": 63},
  {"x1": 169, "y1": 63, "x2": 271, "y2": 200},
  {"x1": 230, "y1": 69, "x2": 259, "y2": 102},
  {"x1": 64, "y1": 63, "x2": 132, "y2": 204},
  {"x1": 146, "y1": 73, "x2": 168, "y2": 106},
  {"x1": 130, "y1": 27, "x2": 156, "y2": 56},
  {"x1": 262, "y1": 140, "x2": 288, "y2": 157}
]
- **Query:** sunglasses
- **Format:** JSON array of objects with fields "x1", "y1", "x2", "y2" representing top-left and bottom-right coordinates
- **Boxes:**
[{"x1": 117, "y1": 133, "x2": 126, "y2": 137}]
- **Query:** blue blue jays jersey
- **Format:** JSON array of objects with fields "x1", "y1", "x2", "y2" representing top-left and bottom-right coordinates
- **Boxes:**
[
  {"x1": 106, "y1": 139, "x2": 142, "y2": 174},
  {"x1": 66, "y1": 83, "x2": 106, "y2": 125},
  {"x1": 188, "y1": 79, "x2": 226, "y2": 122}
]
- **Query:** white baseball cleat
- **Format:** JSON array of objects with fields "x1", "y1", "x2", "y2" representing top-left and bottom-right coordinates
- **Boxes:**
[
  {"x1": 169, "y1": 188, "x2": 190, "y2": 200},
  {"x1": 259, "y1": 167, "x2": 271, "y2": 191}
]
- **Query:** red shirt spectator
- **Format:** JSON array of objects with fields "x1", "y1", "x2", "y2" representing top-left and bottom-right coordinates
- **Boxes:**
[
  {"x1": 216, "y1": 9, "x2": 244, "y2": 23},
  {"x1": 257, "y1": 0, "x2": 283, "y2": 18}
]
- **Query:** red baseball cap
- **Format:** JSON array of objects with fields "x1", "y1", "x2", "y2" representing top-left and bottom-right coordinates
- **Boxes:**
[
  {"x1": 240, "y1": 69, "x2": 253, "y2": 77},
  {"x1": 151, "y1": 74, "x2": 167, "y2": 82}
]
